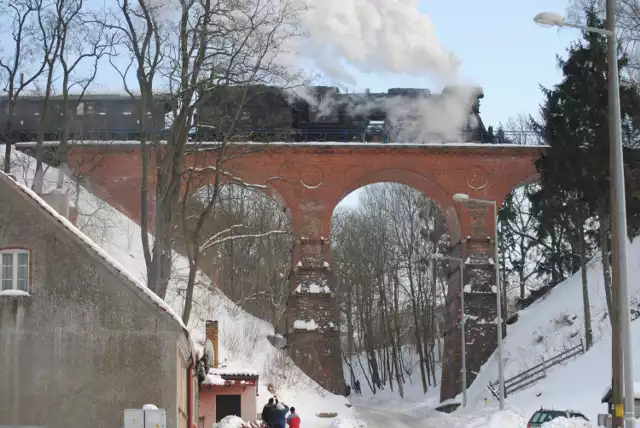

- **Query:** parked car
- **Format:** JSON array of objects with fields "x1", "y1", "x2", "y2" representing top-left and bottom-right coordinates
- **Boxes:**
[{"x1": 527, "y1": 408, "x2": 589, "y2": 427}]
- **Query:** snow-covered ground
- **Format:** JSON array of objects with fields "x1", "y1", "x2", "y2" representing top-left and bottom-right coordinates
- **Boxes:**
[
  {"x1": 2, "y1": 147, "x2": 355, "y2": 428},
  {"x1": 344, "y1": 345, "x2": 441, "y2": 415},
  {"x1": 342, "y1": 209, "x2": 640, "y2": 426}
]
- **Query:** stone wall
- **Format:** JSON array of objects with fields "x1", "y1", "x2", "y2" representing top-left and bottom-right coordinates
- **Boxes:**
[
  {"x1": 440, "y1": 236, "x2": 506, "y2": 401},
  {"x1": 287, "y1": 238, "x2": 343, "y2": 394},
  {"x1": 0, "y1": 178, "x2": 189, "y2": 428}
]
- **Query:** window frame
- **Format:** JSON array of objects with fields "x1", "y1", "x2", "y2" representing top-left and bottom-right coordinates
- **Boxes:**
[{"x1": 0, "y1": 248, "x2": 31, "y2": 293}]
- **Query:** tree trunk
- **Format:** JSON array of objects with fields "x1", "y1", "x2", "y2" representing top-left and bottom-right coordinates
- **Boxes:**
[
  {"x1": 346, "y1": 285, "x2": 356, "y2": 386},
  {"x1": 599, "y1": 210, "x2": 613, "y2": 320},
  {"x1": 579, "y1": 224, "x2": 593, "y2": 350},
  {"x1": 408, "y1": 276, "x2": 428, "y2": 394}
]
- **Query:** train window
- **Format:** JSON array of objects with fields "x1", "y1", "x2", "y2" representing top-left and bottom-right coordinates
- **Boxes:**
[
  {"x1": 241, "y1": 111, "x2": 250, "y2": 121},
  {"x1": 86, "y1": 104, "x2": 94, "y2": 115},
  {"x1": 76, "y1": 102, "x2": 84, "y2": 116},
  {"x1": 34, "y1": 112, "x2": 40, "y2": 116},
  {"x1": 123, "y1": 106, "x2": 132, "y2": 115}
]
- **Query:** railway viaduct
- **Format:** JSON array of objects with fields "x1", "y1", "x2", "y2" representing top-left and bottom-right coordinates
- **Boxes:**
[{"x1": 23, "y1": 141, "x2": 541, "y2": 400}]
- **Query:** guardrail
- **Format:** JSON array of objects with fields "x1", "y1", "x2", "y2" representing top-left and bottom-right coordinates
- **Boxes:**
[
  {"x1": 488, "y1": 340, "x2": 585, "y2": 398},
  {"x1": 5, "y1": 128, "x2": 544, "y2": 144}
]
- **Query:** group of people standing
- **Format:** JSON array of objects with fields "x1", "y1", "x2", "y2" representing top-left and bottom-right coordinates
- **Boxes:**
[
  {"x1": 344, "y1": 379, "x2": 361, "y2": 397},
  {"x1": 261, "y1": 397, "x2": 300, "y2": 428}
]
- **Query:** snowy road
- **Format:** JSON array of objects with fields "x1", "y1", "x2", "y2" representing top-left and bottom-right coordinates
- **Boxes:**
[{"x1": 355, "y1": 405, "x2": 437, "y2": 428}]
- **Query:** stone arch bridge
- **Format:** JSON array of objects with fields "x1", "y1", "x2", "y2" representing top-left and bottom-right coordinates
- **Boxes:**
[{"x1": 22, "y1": 141, "x2": 541, "y2": 399}]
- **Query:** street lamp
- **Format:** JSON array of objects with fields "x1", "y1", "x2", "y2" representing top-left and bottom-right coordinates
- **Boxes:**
[
  {"x1": 453, "y1": 193, "x2": 505, "y2": 410},
  {"x1": 534, "y1": 7, "x2": 635, "y2": 427},
  {"x1": 431, "y1": 253, "x2": 467, "y2": 407}
]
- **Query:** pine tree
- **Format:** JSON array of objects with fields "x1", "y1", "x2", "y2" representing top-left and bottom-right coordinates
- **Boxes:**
[{"x1": 531, "y1": 6, "x2": 640, "y2": 350}]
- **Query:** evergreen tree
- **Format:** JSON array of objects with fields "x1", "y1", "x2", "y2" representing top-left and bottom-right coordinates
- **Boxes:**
[{"x1": 531, "y1": 6, "x2": 640, "y2": 349}]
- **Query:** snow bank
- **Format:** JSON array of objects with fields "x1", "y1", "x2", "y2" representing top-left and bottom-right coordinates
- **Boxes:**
[
  {"x1": 422, "y1": 406, "x2": 528, "y2": 428},
  {"x1": 541, "y1": 417, "x2": 592, "y2": 428},
  {"x1": 330, "y1": 417, "x2": 367, "y2": 428},
  {"x1": 213, "y1": 415, "x2": 245, "y2": 428}
]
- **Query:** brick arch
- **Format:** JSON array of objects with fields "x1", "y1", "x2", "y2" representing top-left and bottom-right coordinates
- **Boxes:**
[
  {"x1": 331, "y1": 168, "x2": 461, "y2": 242},
  {"x1": 185, "y1": 173, "x2": 296, "y2": 227}
]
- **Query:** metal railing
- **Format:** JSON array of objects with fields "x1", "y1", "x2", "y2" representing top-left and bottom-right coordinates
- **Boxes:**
[
  {"x1": 5, "y1": 128, "x2": 543, "y2": 145},
  {"x1": 487, "y1": 340, "x2": 585, "y2": 398}
]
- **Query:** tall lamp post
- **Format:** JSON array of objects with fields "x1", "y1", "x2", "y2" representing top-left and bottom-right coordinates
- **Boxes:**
[
  {"x1": 452, "y1": 193, "x2": 505, "y2": 410},
  {"x1": 431, "y1": 253, "x2": 467, "y2": 407},
  {"x1": 533, "y1": 9, "x2": 635, "y2": 428}
]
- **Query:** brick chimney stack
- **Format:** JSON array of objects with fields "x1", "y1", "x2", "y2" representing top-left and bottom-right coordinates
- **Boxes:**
[{"x1": 205, "y1": 320, "x2": 219, "y2": 368}]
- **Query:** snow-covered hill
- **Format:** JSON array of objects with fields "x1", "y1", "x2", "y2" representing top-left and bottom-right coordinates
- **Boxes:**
[
  {"x1": 2, "y1": 147, "x2": 355, "y2": 428},
  {"x1": 462, "y1": 237, "x2": 640, "y2": 422}
]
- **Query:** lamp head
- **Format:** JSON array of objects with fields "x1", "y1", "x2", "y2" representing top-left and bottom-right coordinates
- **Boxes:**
[{"x1": 534, "y1": 12, "x2": 565, "y2": 27}]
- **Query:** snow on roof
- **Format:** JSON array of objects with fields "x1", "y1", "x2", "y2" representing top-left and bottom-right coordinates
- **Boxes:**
[
  {"x1": 210, "y1": 367, "x2": 259, "y2": 377},
  {"x1": 203, "y1": 373, "x2": 227, "y2": 385},
  {"x1": 0, "y1": 171, "x2": 188, "y2": 333}
]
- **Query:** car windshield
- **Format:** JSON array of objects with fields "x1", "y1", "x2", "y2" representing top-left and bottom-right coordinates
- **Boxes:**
[{"x1": 530, "y1": 410, "x2": 566, "y2": 423}]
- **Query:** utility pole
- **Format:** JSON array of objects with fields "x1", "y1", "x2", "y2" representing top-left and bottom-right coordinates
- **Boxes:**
[{"x1": 607, "y1": 0, "x2": 635, "y2": 426}]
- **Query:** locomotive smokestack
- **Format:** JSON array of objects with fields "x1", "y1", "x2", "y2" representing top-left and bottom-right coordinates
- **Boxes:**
[{"x1": 365, "y1": 88, "x2": 370, "y2": 96}]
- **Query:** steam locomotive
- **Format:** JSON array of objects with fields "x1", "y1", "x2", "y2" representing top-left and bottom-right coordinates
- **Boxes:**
[{"x1": 0, "y1": 85, "x2": 490, "y2": 143}]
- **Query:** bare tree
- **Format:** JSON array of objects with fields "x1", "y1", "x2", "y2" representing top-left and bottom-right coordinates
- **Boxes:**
[
  {"x1": 0, "y1": 0, "x2": 50, "y2": 173},
  {"x1": 32, "y1": 0, "x2": 64, "y2": 193},
  {"x1": 333, "y1": 183, "x2": 449, "y2": 397},
  {"x1": 102, "y1": 0, "x2": 304, "y2": 303},
  {"x1": 177, "y1": 175, "x2": 290, "y2": 325},
  {"x1": 499, "y1": 185, "x2": 544, "y2": 299},
  {"x1": 51, "y1": 0, "x2": 113, "y2": 188}
]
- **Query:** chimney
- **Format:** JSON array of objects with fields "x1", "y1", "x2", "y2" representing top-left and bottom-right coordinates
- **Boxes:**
[
  {"x1": 365, "y1": 88, "x2": 370, "y2": 96},
  {"x1": 206, "y1": 320, "x2": 219, "y2": 368},
  {"x1": 41, "y1": 189, "x2": 70, "y2": 218}
]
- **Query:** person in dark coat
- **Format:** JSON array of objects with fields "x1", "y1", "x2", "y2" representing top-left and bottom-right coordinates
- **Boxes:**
[
  {"x1": 272, "y1": 398, "x2": 290, "y2": 428},
  {"x1": 354, "y1": 380, "x2": 361, "y2": 394},
  {"x1": 262, "y1": 398, "x2": 276, "y2": 428}
]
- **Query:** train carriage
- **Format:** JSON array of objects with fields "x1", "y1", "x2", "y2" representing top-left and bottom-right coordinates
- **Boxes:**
[{"x1": 0, "y1": 85, "x2": 490, "y2": 144}]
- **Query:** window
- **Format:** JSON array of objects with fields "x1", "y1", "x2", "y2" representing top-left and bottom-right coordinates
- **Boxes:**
[{"x1": 1, "y1": 250, "x2": 30, "y2": 292}]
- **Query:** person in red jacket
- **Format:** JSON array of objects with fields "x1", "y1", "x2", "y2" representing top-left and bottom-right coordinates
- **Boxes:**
[{"x1": 286, "y1": 407, "x2": 300, "y2": 428}]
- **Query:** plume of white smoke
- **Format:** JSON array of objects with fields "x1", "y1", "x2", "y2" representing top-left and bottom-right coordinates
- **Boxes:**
[
  {"x1": 299, "y1": 0, "x2": 459, "y2": 85},
  {"x1": 281, "y1": 0, "x2": 484, "y2": 142}
]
